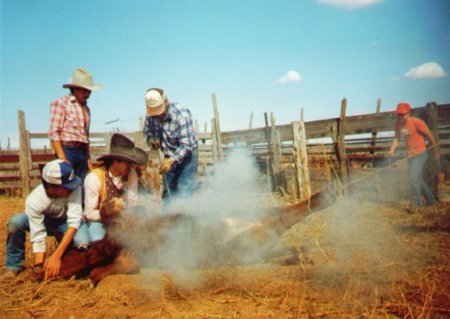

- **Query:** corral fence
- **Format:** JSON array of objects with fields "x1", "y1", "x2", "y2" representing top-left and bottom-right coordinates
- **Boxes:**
[{"x1": 1, "y1": 97, "x2": 449, "y2": 201}]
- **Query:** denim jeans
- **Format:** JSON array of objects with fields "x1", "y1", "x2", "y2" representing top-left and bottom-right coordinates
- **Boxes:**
[
  {"x1": 62, "y1": 145, "x2": 89, "y2": 181},
  {"x1": 408, "y1": 151, "x2": 437, "y2": 207},
  {"x1": 5, "y1": 213, "x2": 68, "y2": 272},
  {"x1": 163, "y1": 148, "x2": 198, "y2": 200},
  {"x1": 73, "y1": 221, "x2": 106, "y2": 247}
]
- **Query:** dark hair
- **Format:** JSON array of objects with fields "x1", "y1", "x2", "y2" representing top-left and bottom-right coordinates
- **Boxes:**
[
  {"x1": 42, "y1": 179, "x2": 60, "y2": 190},
  {"x1": 104, "y1": 158, "x2": 114, "y2": 169}
]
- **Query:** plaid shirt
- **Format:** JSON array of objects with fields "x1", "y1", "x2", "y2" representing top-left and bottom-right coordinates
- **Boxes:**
[
  {"x1": 48, "y1": 94, "x2": 90, "y2": 143},
  {"x1": 144, "y1": 102, "x2": 198, "y2": 163}
]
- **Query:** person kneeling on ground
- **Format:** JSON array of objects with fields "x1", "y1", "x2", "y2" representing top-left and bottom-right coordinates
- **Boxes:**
[
  {"x1": 1, "y1": 160, "x2": 83, "y2": 280},
  {"x1": 73, "y1": 133, "x2": 148, "y2": 249}
]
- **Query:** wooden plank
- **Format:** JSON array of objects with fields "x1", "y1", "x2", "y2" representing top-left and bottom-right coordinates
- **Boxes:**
[
  {"x1": 292, "y1": 122, "x2": 302, "y2": 200},
  {"x1": 197, "y1": 132, "x2": 212, "y2": 140},
  {"x1": 18, "y1": 110, "x2": 30, "y2": 197},
  {"x1": 264, "y1": 112, "x2": 273, "y2": 190},
  {"x1": 298, "y1": 120, "x2": 311, "y2": 200},
  {"x1": 370, "y1": 99, "x2": 382, "y2": 156},
  {"x1": 198, "y1": 144, "x2": 214, "y2": 151},
  {"x1": 211, "y1": 93, "x2": 224, "y2": 161},
  {"x1": 270, "y1": 113, "x2": 284, "y2": 192},
  {"x1": 0, "y1": 170, "x2": 41, "y2": 178},
  {"x1": 426, "y1": 102, "x2": 441, "y2": 200},
  {"x1": 336, "y1": 99, "x2": 349, "y2": 193}
]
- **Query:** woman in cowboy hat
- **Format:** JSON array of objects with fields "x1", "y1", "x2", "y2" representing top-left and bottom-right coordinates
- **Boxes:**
[
  {"x1": 73, "y1": 133, "x2": 148, "y2": 250},
  {"x1": 48, "y1": 68, "x2": 101, "y2": 181}
]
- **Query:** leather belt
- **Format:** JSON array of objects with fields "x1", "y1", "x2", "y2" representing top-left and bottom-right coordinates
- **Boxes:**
[{"x1": 62, "y1": 141, "x2": 87, "y2": 149}]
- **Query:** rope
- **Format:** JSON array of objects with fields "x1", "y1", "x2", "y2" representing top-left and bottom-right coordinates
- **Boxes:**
[{"x1": 338, "y1": 144, "x2": 440, "y2": 193}]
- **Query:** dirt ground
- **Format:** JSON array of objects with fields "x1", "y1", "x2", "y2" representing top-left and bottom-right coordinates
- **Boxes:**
[{"x1": 1, "y1": 186, "x2": 450, "y2": 318}]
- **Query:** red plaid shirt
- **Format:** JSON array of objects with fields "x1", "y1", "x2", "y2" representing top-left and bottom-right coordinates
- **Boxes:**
[{"x1": 48, "y1": 94, "x2": 91, "y2": 143}]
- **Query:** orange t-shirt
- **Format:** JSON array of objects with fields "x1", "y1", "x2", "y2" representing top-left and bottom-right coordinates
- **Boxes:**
[{"x1": 394, "y1": 117, "x2": 429, "y2": 155}]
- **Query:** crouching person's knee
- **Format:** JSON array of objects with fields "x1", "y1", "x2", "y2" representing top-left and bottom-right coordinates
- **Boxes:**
[{"x1": 7, "y1": 213, "x2": 28, "y2": 235}]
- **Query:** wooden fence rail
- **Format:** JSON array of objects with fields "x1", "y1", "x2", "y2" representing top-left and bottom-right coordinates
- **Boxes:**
[{"x1": 1, "y1": 101, "x2": 449, "y2": 199}]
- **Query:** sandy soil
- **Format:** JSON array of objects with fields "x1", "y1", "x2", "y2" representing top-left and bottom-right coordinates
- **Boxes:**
[{"x1": 1, "y1": 191, "x2": 449, "y2": 318}]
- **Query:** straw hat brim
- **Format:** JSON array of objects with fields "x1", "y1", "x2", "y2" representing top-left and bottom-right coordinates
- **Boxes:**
[
  {"x1": 146, "y1": 103, "x2": 166, "y2": 117},
  {"x1": 63, "y1": 83, "x2": 101, "y2": 92}
]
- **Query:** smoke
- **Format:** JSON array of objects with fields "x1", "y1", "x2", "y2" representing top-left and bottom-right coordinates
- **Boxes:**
[
  {"x1": 117, "y1": 148, "x2": 282, "y2": 286},
  {"x1": 283, "y1": 174, "x2": 410, "y2": 293}
]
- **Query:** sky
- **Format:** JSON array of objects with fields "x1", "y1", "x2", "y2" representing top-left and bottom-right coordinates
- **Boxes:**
[{"x1": 1, "y1": 0, "x2": 449, "y2": 148}]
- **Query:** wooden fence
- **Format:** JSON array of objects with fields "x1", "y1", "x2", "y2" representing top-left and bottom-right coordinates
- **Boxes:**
[{"x1": 1, "y1": 99, "x2": 449, "y2": 200}]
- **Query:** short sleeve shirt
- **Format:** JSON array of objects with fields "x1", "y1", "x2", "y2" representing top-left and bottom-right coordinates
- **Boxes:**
[{"x1": 394, "y1": 117, "x2": 428, "y2": 155}]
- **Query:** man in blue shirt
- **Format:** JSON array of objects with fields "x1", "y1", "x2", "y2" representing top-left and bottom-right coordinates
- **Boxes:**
[{"x1": 143, "y1": 88, "x2": 198, "y2": 200}]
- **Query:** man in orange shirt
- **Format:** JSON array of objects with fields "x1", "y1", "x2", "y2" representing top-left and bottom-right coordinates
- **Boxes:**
[{"x1": 388, "y1": 103, "x2": 439, "y2": 209}]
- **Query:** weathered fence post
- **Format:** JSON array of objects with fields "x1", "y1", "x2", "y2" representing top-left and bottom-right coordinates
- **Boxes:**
[
  {"x1": 425, "y1": 101, "x2": 441, "y2": 200},
  {"x1": 264, "y1": 112, "x2": 273, "y2": 189},
  {"x1": 248, "y1": 111, "x2": 254, "y2": 129},
  {"x1": 194, "y1": 119, "x2": 199, "y2": 134},
  {"x1": 211, "y1": 93, "x2": 224, "y2": 161},
  {"x1": 211, "y1": 119, "x2": 219, "y2": 163},
  {"x1": 370, "y1": 99, "x2": 382, "y2": 158},
  {"x1": 270, "y1": 113, "x2": 283, "y2": 193},
  {"x1": 334, "y1": 98, "x2": 349, "y2": 195},
  {"x1": 292, "y1": 117, "x2": 311, "y2": 201},
  {"x1": 135, "y1": 117, "x2": 145, "y2": 149},
  {"x1": 18, "y1": 110, "x2": 31, "y2": 198}
]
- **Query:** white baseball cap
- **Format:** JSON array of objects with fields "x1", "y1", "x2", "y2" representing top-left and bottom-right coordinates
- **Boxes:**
[
  {"x1": 42, "y1": 159, "x2": 82, "y2": 190},
  {"x1": 145, "y1": 88, "x2": 167, "y2": 116}
]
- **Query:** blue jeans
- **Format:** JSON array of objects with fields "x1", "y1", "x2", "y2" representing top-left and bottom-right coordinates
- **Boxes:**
[
  {"x1": 5, "y1": 213, "x2": 68, "y2": 272},
  {"x1": 163, "y1": 148, "x2": 198, "y2": 200},
  {"x1": 73, "y1": 221, "x2": 106, "y2": 247},
  {"x1": 408, "y1": 152, "x2": 437, "y2": 207},
  {"x1": 62, "y1": 145, "x2": 89, "y2": 181}
]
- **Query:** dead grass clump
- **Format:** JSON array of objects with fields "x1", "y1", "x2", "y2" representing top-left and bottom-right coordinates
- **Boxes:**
[{"x1": 1, "y1": 195, "x2": 450, "y2": 318}]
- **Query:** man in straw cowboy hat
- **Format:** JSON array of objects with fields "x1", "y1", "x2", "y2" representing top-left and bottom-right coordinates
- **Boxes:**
[
  {"x1": 388, "y1": 102, "x2": 440, "y2": 210},
  {"x1": 1, "y1": 159, "x2": 83, "y2": 280},
  {"x1": 73, "y1": 133, "x2": 148, "y2": 250},
  {"x1": 48, "y1": 68, "x2": 101, "y2": 181},
  {"x1": 143, "y1": 88, "x2": 198, "y2": 201}
]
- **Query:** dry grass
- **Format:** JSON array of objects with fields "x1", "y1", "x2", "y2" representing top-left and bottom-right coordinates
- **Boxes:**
[{"x1": 1, "y1": 192, "x2": 450, "y2": 318}]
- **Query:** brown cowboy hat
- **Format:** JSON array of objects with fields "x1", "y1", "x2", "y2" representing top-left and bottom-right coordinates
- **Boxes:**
[{"x1": 97, "y1": 134, "x2": 148, "y2": 165}]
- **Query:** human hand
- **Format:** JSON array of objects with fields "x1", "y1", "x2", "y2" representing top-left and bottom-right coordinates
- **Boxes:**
[
  {"x1": 105, "y1": 197, "x2": 125, "y2": 214},
  {"x1": 433, "y1": 151, "x2": 440, "y2": 162},
  {"x1": 160, "y1": 158, "x2": 174, "y2": 174},
  {"x1": 100, "y1": 197, "x2": 125, "y2": 224},
  {"x1": 44, "y1": 254, "x2": 62, "y2": 280},
  {"x1": 387, "y1": 149, "x2": 395, "y2": 157}
]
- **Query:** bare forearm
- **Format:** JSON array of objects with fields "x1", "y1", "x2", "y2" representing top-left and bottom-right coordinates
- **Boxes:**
[
  {"x1": 51, "y1": 140, "x2": 67, "y2": 161},
  {"x1": 52, "y1": 227, "x2": 77, "y2": 259},
  {"x1": 388, "y1": 138, "x2": 399, "y2": 155}
]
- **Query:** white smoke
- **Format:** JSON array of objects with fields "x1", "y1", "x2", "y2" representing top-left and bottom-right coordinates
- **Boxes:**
[{"x1": 134, "y1": 148, "x2": 280, "y2": 284}]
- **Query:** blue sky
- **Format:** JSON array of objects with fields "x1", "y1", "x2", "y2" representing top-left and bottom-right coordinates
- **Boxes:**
[{"x1": 1, "y1": 0, "x2": 449, "y2": 148}]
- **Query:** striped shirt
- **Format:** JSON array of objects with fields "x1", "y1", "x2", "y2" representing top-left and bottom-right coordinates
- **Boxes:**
[
  {"x1": 48, "y1": 94, "x2": 90, "y2": 143},
  {"x1": 144, "y1": 102, "x2": 198, "y2": 163}
]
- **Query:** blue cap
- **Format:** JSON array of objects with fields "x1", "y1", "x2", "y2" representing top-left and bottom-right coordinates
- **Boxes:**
[{"x1": 42, "y1": 159, "x2": 82, "y2": 190}]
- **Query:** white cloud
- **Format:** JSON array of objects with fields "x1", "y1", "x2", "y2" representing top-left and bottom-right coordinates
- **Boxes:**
[
  {"x1": 404, "y1": 62, "x2": 448, "y2": 80},
  {"x1": 389, "y1": 76, "x2": 401, "y2": 82},
  {"x1": 317, "y1": 0, "x2": 383, "y2": 10},
  {"x1": 277, "y1": 70, "x2": 302, "y2": 84}
]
